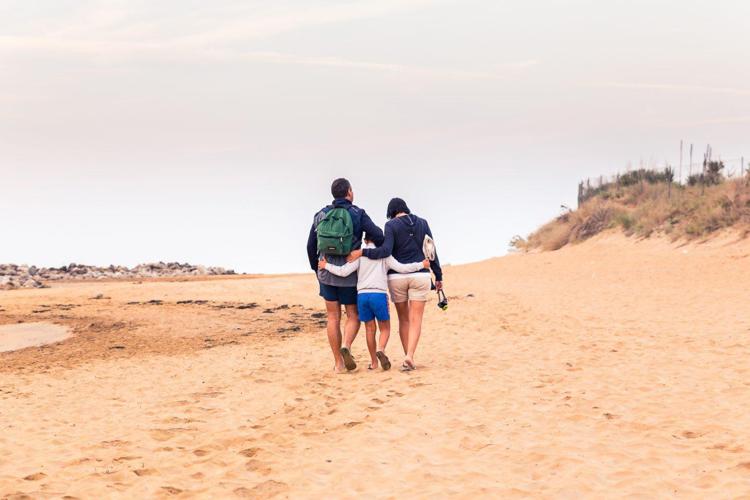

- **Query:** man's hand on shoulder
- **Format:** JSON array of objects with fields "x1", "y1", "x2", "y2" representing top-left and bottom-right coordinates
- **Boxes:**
[
  {"x1": 346, "y1": 249, "x2": 363, "y2": 263},
  {"x1": 422, "y1": 259, "x2": 430, "y2": 269},
  {"x1": 318, "y1": 256, "x2": 327, "y2": 271}
]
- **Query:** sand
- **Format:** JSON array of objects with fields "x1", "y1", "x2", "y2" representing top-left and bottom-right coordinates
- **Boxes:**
[
  {"x1": 0, "y1": 323, "x2": 70, "y2": 353},
  {"x1": 1, "y1": 232, "x2": 750, "y2": 498}
]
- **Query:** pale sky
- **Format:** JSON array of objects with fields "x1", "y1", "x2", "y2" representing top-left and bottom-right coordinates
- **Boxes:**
[{"x1": 1, "y1": 0, "x2": 748, "y2": 273}]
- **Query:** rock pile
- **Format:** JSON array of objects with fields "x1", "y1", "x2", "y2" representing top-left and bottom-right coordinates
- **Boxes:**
[{"x1": 0, "y1": 262, "x2": 236, "y2": 290}]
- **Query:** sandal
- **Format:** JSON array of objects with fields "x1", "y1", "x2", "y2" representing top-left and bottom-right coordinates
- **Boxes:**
[
  {"x1": 376, "y1": 351, "x2": 391, "y2": 371},
  {"x1": 399, "y1": 360, "x2": 416, "y2": 372},
  {"x1": 340, "y1": 347, "x2": 357, "y2": 371}
]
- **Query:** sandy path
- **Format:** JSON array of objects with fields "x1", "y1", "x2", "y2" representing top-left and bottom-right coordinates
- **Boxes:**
[{"x1": 1, "y1": 233, "x2": 750, "y2": 498}]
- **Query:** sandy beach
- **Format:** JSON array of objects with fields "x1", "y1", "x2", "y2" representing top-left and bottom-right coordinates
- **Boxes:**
[{"x1": 2, "y1": 233, "x2": 750, "y2": 498}]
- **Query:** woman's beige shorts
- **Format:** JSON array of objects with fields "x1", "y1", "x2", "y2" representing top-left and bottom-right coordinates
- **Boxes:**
[{"x1": 388, "y1": 275, "x2": 432, "y2": 303}]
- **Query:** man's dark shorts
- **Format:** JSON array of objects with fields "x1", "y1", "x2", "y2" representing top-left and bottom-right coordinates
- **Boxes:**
[{"x1": 319, "y1": 283, "x2": 358, "y2": 305}]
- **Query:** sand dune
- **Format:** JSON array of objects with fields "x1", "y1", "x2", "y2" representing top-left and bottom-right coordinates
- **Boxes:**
[{"x1": 1, "y1": 233, "x2": 750, "y2": 498}]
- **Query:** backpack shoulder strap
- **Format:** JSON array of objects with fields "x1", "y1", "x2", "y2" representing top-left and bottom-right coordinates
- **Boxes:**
[{"x1": 314, "y1": 206, "x2": 333, "y2": 227}]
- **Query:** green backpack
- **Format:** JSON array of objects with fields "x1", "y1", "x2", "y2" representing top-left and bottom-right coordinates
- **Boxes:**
[{"x1": 317, "y1": 207, "x2": 354, "y2": 256}]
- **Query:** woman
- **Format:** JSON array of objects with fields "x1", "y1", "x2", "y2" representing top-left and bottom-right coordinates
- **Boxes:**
[{"x1": 348, "y1": 198, "x2": 443, "y2": 371}]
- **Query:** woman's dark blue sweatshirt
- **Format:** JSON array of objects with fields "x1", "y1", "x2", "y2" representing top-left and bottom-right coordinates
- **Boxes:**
[{"x1": 362, "y1": 214, "x2": 443, "y2": 281}]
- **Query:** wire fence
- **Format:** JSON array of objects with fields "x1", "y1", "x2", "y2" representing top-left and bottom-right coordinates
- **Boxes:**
[{"x1": 578, "y1": 143, "x2": 747, "y2": 206}]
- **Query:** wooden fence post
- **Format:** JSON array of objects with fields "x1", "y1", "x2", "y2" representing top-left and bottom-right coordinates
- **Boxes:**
[{"x1": 679, "y1": 140, "x2": 683, "y2": 185}]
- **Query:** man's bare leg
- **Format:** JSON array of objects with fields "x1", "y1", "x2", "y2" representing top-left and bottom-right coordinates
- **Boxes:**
[
  {"x1": 364, "y1": 320, "x2": 378, "y2": 369},
  {"x1": 394, "y1": 302, "x2": 410, "y2": 355},
  {"x1": 405, "y1": 300, "x2": 427, "y2": 367},
  {"x1": 325, "y1": 300, "x2": 345, "y2": 372},
  {"x1": 338, "y1": 303, "x2": 360, "y2": 371}
]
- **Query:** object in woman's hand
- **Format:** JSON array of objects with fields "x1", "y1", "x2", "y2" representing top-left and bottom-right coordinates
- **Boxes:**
[
  {"x1": 423, "y1": 235, "x2": 436, "y2": 261},
  {"x1": 437, "y1": 289, "x2": 448, "y2": 311}
]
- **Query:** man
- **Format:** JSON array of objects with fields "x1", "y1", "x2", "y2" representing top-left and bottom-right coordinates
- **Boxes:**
[{"x1": 306, "y1": 178, "x2": 384, "y2": 372}]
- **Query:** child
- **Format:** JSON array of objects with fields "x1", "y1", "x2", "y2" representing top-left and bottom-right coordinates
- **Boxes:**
[{"x1": 319, "y1": 241, "x2": 429, "y2": 371}]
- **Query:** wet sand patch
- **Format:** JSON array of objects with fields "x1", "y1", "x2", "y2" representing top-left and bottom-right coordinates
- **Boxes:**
[{"x1": 0, "y1": 322, "x2": 71, "y2": 352}]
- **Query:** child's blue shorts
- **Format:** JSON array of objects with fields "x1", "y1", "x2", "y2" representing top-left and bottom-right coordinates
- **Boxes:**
[{"x1": 357, "y1": 293, "x2": 390, "y2": 322}]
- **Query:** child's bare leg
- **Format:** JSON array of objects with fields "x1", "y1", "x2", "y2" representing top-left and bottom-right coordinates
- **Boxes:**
[
  {"x1": 375, "y1": 319, "x2": 392, "y2": 370},
  {"x1": 377, "y1": 319, "x2": 391, "y2": 352},
  {"x1": 365, "y1": 320, "x2": 378, "y2": 369}
]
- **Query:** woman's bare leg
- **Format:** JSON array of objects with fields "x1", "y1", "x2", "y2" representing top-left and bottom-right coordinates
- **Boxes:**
[
  {"x1": 394, "y1": 302, "x2": 410, "y2": 355},
  {"x1": 405, "y1": 300, "x2": 427, "y2": 366}
]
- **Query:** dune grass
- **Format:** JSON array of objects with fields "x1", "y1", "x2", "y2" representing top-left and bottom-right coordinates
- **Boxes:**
[{"x1": 516, "y1": 176, "x2": 750, "y2": 252}]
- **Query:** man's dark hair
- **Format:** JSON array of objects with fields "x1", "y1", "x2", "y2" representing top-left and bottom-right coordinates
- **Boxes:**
[
  {"x1": 387, "y1": 198, "x2": 411, "y2": 219},
  {"x1": 331, "y1": 178, "x2": 351, "y2": 199}
]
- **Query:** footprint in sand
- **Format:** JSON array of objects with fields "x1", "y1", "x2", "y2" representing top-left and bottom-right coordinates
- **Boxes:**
[
  {"x1": 161, "y1": 486, "x2": 183, "y2": 495},
  {"x1": 239, "y1": 447, "x2": 260, "y2": 458},
  {"x1": 193, "y1": 449, "x2": 210, "y2": 457},
  {"x1": 459, "y1": 436, "x2": 492, "y2": 451},
  {"x1": 679, "y1": 431, "x2": 703, "y2": 439},
  {"x1": 133, "y1": 469, "x2": 157, "y2": 476},
  {"x1": 23, "y1": 472, "x2": 46, "y2": 481},
  {"x1": 100, "y1": 440, "x2": 130, "y2": 447},
  {"x1": 162, "y1": 417, "x2": 203, "y2": 425},
  {"x1": 150, "y1": 428, "x2": 192, "y2": 441},
  {"x1": 708, "y1": 443, "x2": 744, "y2": 453},
  {"x1": 245, "y1": 459, "x2": 272, "y2": 475},
  {"x1": 190, "y1": 390, "x2": 224, "y2": 399},
  {"x1": 249, "y1": 480, "x2": 289, "y2": 498}
]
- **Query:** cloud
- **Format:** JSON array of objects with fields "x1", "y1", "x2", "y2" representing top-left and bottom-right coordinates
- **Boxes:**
[
  {"x1": 596, "y1": 81, "x2": 750, "y2": 96},
  {"x1": 172, "y1": 0, "x2": 444, "y2": 46},
  {"x1": 211, "y1": 50, "x2": 537, "y2": 80},
  {"x1": 0, "y1": 0, "x2": 538, "y2": 82},
  {"x1": 0, "y1": 0, "x2": 445, "y2": 50},
  {"x1": 659, "y1": 115, "x2": 750, "y2": 127}
]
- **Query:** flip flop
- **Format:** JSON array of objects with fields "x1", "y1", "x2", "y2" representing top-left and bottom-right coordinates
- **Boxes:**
[
  {"x1": 367, "y1": 365, "x2": 376, "y2": 371},
  {"x1": 399, "y1": 360, "x2": 416, "y2": 372},
  {"x1": 340, "y1": 347, "x2": 357, "y2": 371},
  {"x1": 376, "y1": 351, "x2": 391, "y2": 371}
]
